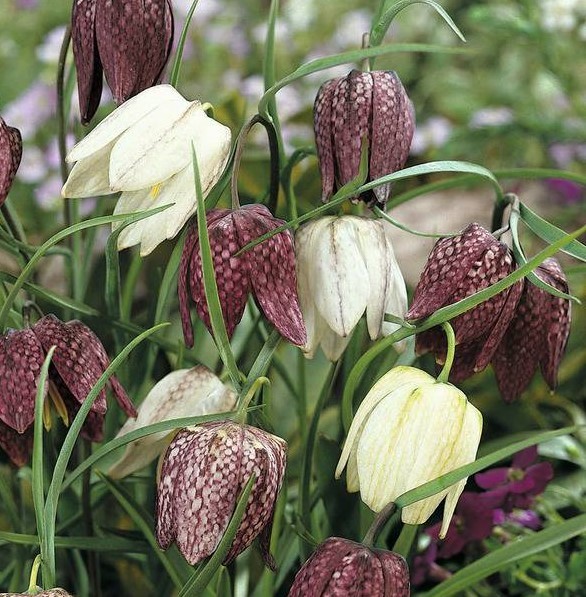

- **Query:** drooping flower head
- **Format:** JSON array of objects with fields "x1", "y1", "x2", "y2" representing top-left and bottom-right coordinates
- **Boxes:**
[
  {"x1": 0, "y1": 314, "x2": 135, "y2": 466},
  {"x1": 62, "y1": 85, "x2": 232, "y2": 255},
  {"x1": 0, "y1": 116, "x2": 22, "y2": 207},
  {"x1": 336, "y1": 366, "x2": 482, "y2": 536},
  {"x1": 491, "y1": 258, "x2": 571, "y2": 402},
  {"x1": 289, "y1": 537, "x2": 409, "y2": 597},
  {"x1": 155, "y1": 421, "x2": 287, "y2": 568},
  {"x1": 296, "y1": 216, "x2": 407, "y2": 360},
  {"x1": 72, "y1": 0, "x2": 174, "y2": 123},
  {"x1": 314, "y1": 69, "x2": 414, "y2": 206},
  {"x1": 406, "y1": 223, "x2": 523, "y2": 382},
  {"x1": 109, "y1": 365, "x2": 236, "y2": 478},
  {"x1": 179, "y1": 204, "x2": 306, "y2": 347}
]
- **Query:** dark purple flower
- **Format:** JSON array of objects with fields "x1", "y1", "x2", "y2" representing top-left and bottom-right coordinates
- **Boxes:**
[
  {"x1": 426, "y1": 492, "x2": 494, "y2": 559},
  {"x1": 178, "y1": 205, "x2": 307, "y2": 348},
  {"x1": 155, "y1": 421, "x2": 286, "y2": 568},
  {"x1": 545, "y1": 178, "x2": 584, "y2": 205},
  {"x1": 491, "y1": 258, "x2": 571, "y2": 402},
  {"x1": 72, "y1": 0, "x2": 174, "y2": 123},
  {"x1": 406, "y1": 223, "x2": 523, "y2": 382},
  {"x1": 0, "y1": 589, "x2": 73, "y2": 597},
  {"x1": 314, "y1": 69, "x2": 414, "y2": 206},
  {"x1": 0, "y1": 116, "x2": 22, "y2": 207},
  {"x1": 288, "y1": 537, "x2": 409, "y2": 597},
  {"x1": 0, "y1": 314, "x2": 135, "y2": 466},
  {"x1": 475, "y1": 446, "x2": 554, "y2": 511}
]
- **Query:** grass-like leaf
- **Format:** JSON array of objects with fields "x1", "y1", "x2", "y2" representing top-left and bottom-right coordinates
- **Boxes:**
[
  {"x1": 170, "y1": 0, "x2": 200, "y2": 87},
  {"x1": 423, "y1": 513, "x2": 586, "y2": 596}
]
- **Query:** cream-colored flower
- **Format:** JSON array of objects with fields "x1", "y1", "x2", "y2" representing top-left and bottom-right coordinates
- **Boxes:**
[
  {"x1": 336, "y1": 366, "x2": 483, "y2": 536},
  {"x1": 62, "y1": 84, "x2": 232, "y2": 255},
  {"x1": 296, "y1": 216, "x2": 407, "y2": 361},
  {"x1": 108, "y1": 366, "x2": 236, "y2": 479}
]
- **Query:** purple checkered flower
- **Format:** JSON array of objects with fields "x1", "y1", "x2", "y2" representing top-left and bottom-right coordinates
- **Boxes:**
[
  {"x1": 314, "y1": 69, "x2": 414, "y2": 206},
  {"x1": 0, "y1": 116, "x2": 22, "y2": 207},
  {"x1": 406, "y1": 223, "x2": 523, "y2": 382},
  {"x1": 178, "y1": 205, "x2": 307, "y2": 348},
  {"x1": 0, "y1": 314, "x2": 135, "y2": 466},
  {"x1": 289, "y1": 537, "x2": 409, "y2": 597},
  {"x1": 491, "y1": 258, "x2": 571, "y2": 402},
  {"x1": 155, "y1": 421, "x2": 287, "y2": 568},
  {"x1": 71, "y1": 0, "x2": 174, "y2": 123}
]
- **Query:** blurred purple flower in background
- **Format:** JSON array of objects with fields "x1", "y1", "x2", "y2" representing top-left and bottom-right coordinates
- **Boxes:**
[
  {"x1": 3, "y1": 81, "x2": 56, "y2": 139},
  {"x1": 545, "y1": 178, "x2": 584, "y2": 204}
]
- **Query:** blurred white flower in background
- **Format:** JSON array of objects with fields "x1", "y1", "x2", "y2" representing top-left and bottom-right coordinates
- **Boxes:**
[
  {"x1": 469, "y1": 106, "x2": 514, "y2": 129},
  {"x1": 539, "y1": 0, "x2": 583, "y2": 32},
  {"x1": 410, "y1": 116, "x2": 453, "y2": 155}
]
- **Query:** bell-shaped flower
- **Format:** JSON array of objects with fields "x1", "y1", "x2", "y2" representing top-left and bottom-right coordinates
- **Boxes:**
[
  {"x1": 0, "y1": 116, "x2": 22, "y2": 207},
  {"x1": 108, "y1": 365, "x2": 236, "y2": 478},
  {"x1": 336, "y1": 366, "x2": 483, "y2": 536},
  {"x1": 314, "y1": 69, "x2": 414, "y2": 206},
  {"x1": 0, "y1": 314, "x2": 135, "y2": 466},
  {"x1": 72, "y1": 0, "x2": 174, "y2": 123},
  {"x1": 61, "y1": 85, "x2": 232, "y2": 255},
  {"x1": 491, "y1": 258, "x2": 571, "y2": 402},
  {"x1": 406, "y1": 222, "x2": 523, "y2": 382},
  {"x1": 296, "y1": 216, "x2": 407, "y2": 361},
  {"x1": 155, "y1": 421, "x2": 287, "y2": 567},
  {"x1": 289, "y1": 537, "x2": 409, "y2": 597},
  {"x1": 178, "y1": 204, "x2": 306, "y2": 347}
]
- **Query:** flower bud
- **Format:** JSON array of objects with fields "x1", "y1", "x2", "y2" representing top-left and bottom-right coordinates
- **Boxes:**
[
  {"x1": 491, "y1": 258, "x2": 571, "y2": 402},
  {"x1": 336, "y1": 366, "x2": 482, "y2": 536},
  {"x1": 289, "y1": 537, "x2": 409, "y2": 597},
  {"x1": 0, "y1": 116, "x2": 22, "y2": 207},
  {"x1": 296, "y1": 216, "x2": 407, "y2": 361},
  {"x1": 109, "y1": 366, "x2": 236, "y2": 478},
  {"x1": 406, "y1": 223, "x2": 523, "y2": 381},
  {"x1": 179, "y1": 205, "x2": 306, "y2": 348},
  {"x1": 72, "y1": 0, "x2": 174, "y2": 123},
  {"x1": 314, "y1": 69, "x2": 414, "y2": 206},
  {"x1": 155, "y1": 421, "x2": 287, "y2": 567}
]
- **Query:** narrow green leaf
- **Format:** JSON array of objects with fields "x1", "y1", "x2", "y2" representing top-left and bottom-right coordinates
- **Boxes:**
[
  {"x1": 423, "y1": 513, "x2": 586, "y2": 596},
  {"x1": 0, "y1": 531, "x2": 150, "y2": 553},
  {"x1": 97, "y1": 472, "x2": 191, "y2": 587},
  {"x1": 192, "y1": 143, "x2": 242, "y2": 391},
  {"x1": 170, "y1": 0, "x2": 200, "y2": 87},
  {"x1": 0, "y1": 207, "x2": 171, "y2": 331},
  {"x1": 258, "y1": 44, "x2": 468, "y2": 119},
  {"x1": 32, "y1": 347, "x2": 55, "y2": 587},
  {"x1": 519, "y1": 201, "x2": 586, "y2": 262},
  {"x1": 178, "y1": 474, "x2": 256, "y2": 597},
  {"x1": 373, "y1": 206, "x2": 457, "y2": 238},
  {"x1": 370, "y1": 0, "x2": 465, "y2": 53},
  {"x1": 395, "y1": 426, "x2": 578, "y2": 509}
]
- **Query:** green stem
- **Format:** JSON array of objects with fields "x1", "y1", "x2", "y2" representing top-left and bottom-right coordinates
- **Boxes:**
[
  {"x1": 363, "y1": 502, "x2": 396, "y2": 546},
  {"x1": 27, "y1": 555, "x2": 41, "y2": 593},
  {"x1": 437, "y1": 322, "x2": 455, "y2": 383},
  {"x1": 81, "y1": 440, "x2": 101, "y2": 597},
  {"x1": 392, "y1": 523, "x2": 419, "y2": 557},
  {"x1": 236, "y1": 376, "x2": 270, "y2": 421}
]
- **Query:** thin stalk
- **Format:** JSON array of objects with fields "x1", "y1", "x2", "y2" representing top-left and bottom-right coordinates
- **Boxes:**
[
  {"x1": 437, "y1": 322, "x2": 455, "y2": 383},
  {"x1": 392, "y1": 523, "x2": 419, "y2": 557},
  {"x1": 81, "y1": 440, "x2": 101, "y2": 597},
  {"x1": 363, "y1": 502, "x2": 397, "y2": 546}
]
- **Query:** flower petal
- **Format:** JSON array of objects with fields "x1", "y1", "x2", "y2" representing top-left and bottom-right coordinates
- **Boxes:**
[
  {"x1": 61, "y1": 142, "x2": 113, "y2": 198},
  {"x1": 313, "y1": 78, "x2": 338, "y2": 202},
  {"x1": 0, "y1": 118, "x2": 22, "y2": 207}
]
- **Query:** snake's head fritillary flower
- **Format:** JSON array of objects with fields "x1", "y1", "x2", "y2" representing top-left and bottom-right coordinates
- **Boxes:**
[
  {"x1": 155, "y1": 421, "x2": 287, "y2": 568},
  {"x1": 406, "y1": 223, "x2": 523, "y2": 382},
  {"x1": 72, "y1": 0, "x2": 174, "y2": 123},
  {"x1": 336, "y1": 366, "x2": 482, "y2": 536},
  {"x1": 62, "y1": 85, "x2": 231, "y2": 255},
  {"x1": 0, "y1": 116, "x2": 22, "y2": 207},
  {"x1": 178, "y1": 204, "x2": 306, "y2": 348},
  {"x1": 491, "y1": 258, "x2": 571, "y2": 402},
  {"x1": 314, "y1": 69, "x2": 414, "y2": 206},
  {"x1": 288, "y1": 537, "x2": 409, "y2": 597},
  {"x1": 109, "y1": 366, "x2": 236, "y2": 478},
  {"x1": 0, "y1": 314, "x2": 134, "y2": 465},
  {"x1": 296, "y1": 216, "x2": 407, "y2": 361}
]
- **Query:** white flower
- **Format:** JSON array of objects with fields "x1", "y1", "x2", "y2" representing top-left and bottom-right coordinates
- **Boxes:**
[
  {"x1": 61, "y1": 85, "x2": 232, "y2": 255},
  {"x1": 295, "y1": 216, "x2": 407, "y2": 361},
  {"x1": 108, "y1": 366, "x2": 236, "y2": 479},
  {"x1": 336, "y1": 366, "x2": 483, "y2": 536}
]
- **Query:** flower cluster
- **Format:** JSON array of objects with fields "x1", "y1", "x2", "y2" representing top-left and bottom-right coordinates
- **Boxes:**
[
  {"x1": 407, "y1": 223, "x2": 571, "y2": 402},
  {"x1": 0, "y1": 314, "x2": 134, "y2": 466}
]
